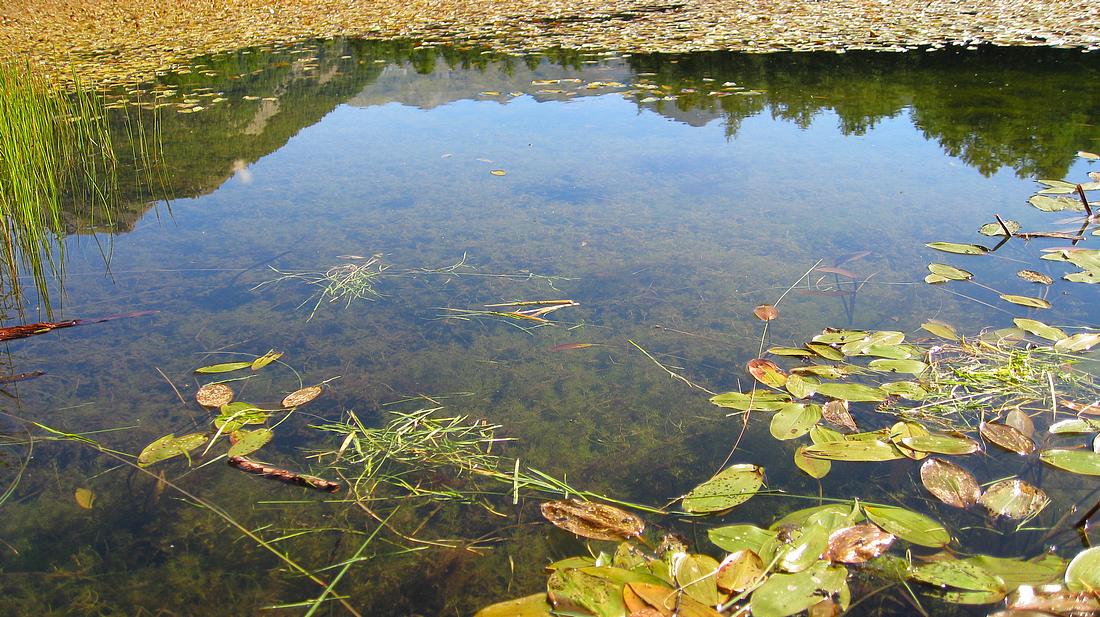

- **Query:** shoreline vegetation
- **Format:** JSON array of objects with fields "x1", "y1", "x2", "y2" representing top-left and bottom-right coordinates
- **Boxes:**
[{"x1": 2, "y1": 0, "x2": 1099, "y2": 87}]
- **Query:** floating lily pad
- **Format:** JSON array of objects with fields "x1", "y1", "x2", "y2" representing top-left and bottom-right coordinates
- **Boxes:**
[
  {"x1": 979, "y1": 220, "x2": 1021, "y2": 236},
  {"x1": 1054, "y1": 332, "x2": 1100, "y2": 352},
  {"x1": 821, "y1": 400, "x2": 856, "y2": 431},
  {"x1": 674, "y1": 553, "x2": 721, "y2": 606},
  {"x1": 682, "y1": 464, "x2": 764, "y2": 513},
  {"x1": 863, "y1": 504, "x2": 950, "y2": 548},
  {"x1": 1029, "y1": 195, "x2": 1082, "y2": 212},
  {"x1": 750, "y1": 563, "x2": 845, "y2": 617},
  {"x1": 1018, "y1": 270, "x2": 1053, "y2": 285},
  {"x1": 928, "y1": 263, "x2": 973, "y2": 281},
  {"x1": 901, "y1": 434, "x2": 982, "y2": 455},
  {"x1": 708, "y1": 524, "x2": 776, "y2": 553},
  {"x1": 1005, "y1": 408, "x2": 1036, "y2": 437},
  {"x1": 805, "y1": 342, "x2": 845, "y2": 361},
  {"x1": 195, "y1": 382, "x2": 234, "y2": 407},
  {"x1": 540, "y1": 499, "x2": 645, "y2": 541},
  {"x1": 74, "y1": 487, "x2": 96, "y2": 510},
  {"x1": 803, "y1": 439, "x2": 903, "y2": 462},
  {"x1": 794, "y1": 445, "x2": 830, "y2": 479},
  {"x1": 282, "y1": 385, "x2": 322, "y2": 407},
  {"x1": 1040, "y1": 449, "x2": 1100, "y2": 476},
  {"x1": 473, "y1": 593, "x2": 552, "y2": 617},
  {"x1": 1013, "y1": 318, "x2": 1066, "y2": 341},
  {"x1": 920, "y1": 458, "x2": 980, "y2": 508},
  {"x1": 868, "y1": 359, "x2": 927, "y2": 374},
  {"x1": 754, "y1": 304, "x2": 779, "y2": 321},
  {"x1": 227, "y1": 428, "x2": 273, "y2": 457},
  {"x1": 710, "y1": 391, "x2": 791, "y2": 412},
  {"x1": 825, "y1": 524, "x2": 894, "y2": 564},
  {"x1": 785, "y1": 373, "x2": 818, "y2": 399},
  {"x1": 926, "y1": 242, "x2": 988, "y2": 255},
  {"x1": 137, "y1": 433, "x2": 207, "y2": 467},
  {"x1": 980, "y1": 421, "x2": 1035, "y2": 454},
  {"x1": 768, "y1": 346, "x2": 814, "y2": 357},
  {"x1": 979, "y1": 478, "x2": 1049, "y2": 520},
  {"x1": 815, "y1": 382, "x2": 886, "y2": 402},
  {"x1": 748, "y1": 358, "x2": 788, "y2": 389},
  {"x1": 194, "y1": 361, "x2": 253, "y2": 374},
  {"x1": 1000, "y1": 294, "x2": 1051, "y2": 309},
  {"x1": 1066, "y1": 546, "x2": 1100, "y2": 592},
  {"x1": 251, "y1": 350, "x2": 283, "y2": 370},
  {"x1": 921, "y1": 321, "x2": 959, "y2": 340},
  {"x1": 812, "y1": 330, "x2": 869, "y2": 344},
  {"x1": 880, "y1": 381, "x2": 928, "y2": 400},
  {"x1": 908, "y1": 559, "x2": 1004, "y2": 592},
  {"x1": 716, "y1": 550, "x2": 765, "y2": 593},
  {"x1": 770, "y1": 404, "x2": 821, "y2": 440}
]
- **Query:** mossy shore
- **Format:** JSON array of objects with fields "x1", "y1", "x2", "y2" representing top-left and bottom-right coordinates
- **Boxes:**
[{"x1": 2, "y1": 0, "x2": 1098, "y2": 86}]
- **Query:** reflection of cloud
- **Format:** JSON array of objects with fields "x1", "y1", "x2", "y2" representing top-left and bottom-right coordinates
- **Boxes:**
[{"x1": 231, "y1": 159, "x2": 253, "y2": 184}]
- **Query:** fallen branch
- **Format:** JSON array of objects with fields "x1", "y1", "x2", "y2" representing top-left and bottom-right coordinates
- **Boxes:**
[
  {"x1": 0, "y1": 310, "x2": 157, "y2": 342},
  {"x1": 227, "y1": 456, "x2": 341, "y2": 493}
]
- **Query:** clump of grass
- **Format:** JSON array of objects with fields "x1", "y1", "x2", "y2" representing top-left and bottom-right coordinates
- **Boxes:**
[
  {"x1": 0, "y1": 62, "x2": 117, "y2": 313},
  {"x1": 254, "y1": 254, "x2": 387, "y2": 321}
]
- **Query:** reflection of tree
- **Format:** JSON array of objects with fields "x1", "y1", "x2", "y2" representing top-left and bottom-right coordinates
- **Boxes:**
[{"x1": 627, "y1": 48, "x2": 1100, "y2": 178}]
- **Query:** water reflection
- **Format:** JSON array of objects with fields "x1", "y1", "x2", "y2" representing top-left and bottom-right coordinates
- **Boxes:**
[{"x1": 2, "y1": 38, "x2": 1098, "y2": 616}]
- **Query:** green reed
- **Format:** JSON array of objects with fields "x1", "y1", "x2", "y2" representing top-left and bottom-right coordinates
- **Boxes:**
[{"x1": 0, "y1": 62, "x2": 119, "y2": 314}]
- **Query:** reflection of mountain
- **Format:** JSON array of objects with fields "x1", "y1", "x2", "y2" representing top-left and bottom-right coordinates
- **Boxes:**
[{"x1": 78, "y1": 41, "x2": 1100, "y2": 235}]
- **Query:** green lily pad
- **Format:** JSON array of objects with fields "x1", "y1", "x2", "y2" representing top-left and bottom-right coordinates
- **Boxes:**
[
  {"x1": 805, "y1": 342, "x2": 845, "y2": 361},
  {"x1": 921, "y1": 321, "x2": 959, "y2": 340},
  {"x1": 674, "y1": 554, "x2": 721, "y2": 605},
  {"x1": 966, "y1": 554, "x2": 1066, "y2": 589},
  {"x1": 769, "y1": 404, "x2": 821, "y2": 441},
  {"x1": 1054, "y1": 332, "x2": 1100, "y2": 352},
  {"x1": 750, "y1": 563, "x2": 845, "y2": 617},
  {"x1": 710, "y1": 391, "x2": 791, "y2": 412},
  {"x1": 1013, "y1": 318, "x2": 1067, "y2": 341},
  {"x1": 926, "y1": 242, "x2": 988, "y2": 255},
  {"x1": 880, "y1": 381, "x2": 928, "y2": 400},
  {"x1": 473, "y1": 593, "x2": 552, "y2": 617},
  {"x1": 767, "y1": 346, "x2": 814, "y2": 357},
  {"x1": 979, "y1": 478, "x2": 1049, "y2": 520},
  {"x1": 546, "y1": 568, "x2": 627, "y2": 617},
  {"x1": 863, "y1": 504, "x2": 951, "y2": 547},
  {"x1": 1040, "y1": 449, "x2": 1100, "y2": 476},
  {"x1": 682, "y1": 464, "x2": 764, "y2": 513},
  {"x1": 868, "y1": 359, "x2": 927, "y2": 374},
  {"x1": 908, "y1": 560, "x2": 1004, "y2": 592},
  {"x1": 812, "y1": 330, "x2": 869, "y2": 344},
  {"x1": 979, "y1": 220, "x2": 1021, "y2": 236},
  {"x1": 785, "y1": 374, "x2": 818, "y2": 399},
  {"x1": 137, "y1": 433, "x2": 207, "y2": 467},
  {"x1": 1029, "y1": 195, "x2": 1082, "y2": 212},
  {"x1": 708, "y1": 524, "x2": 776, "y2": 553},
  {"x1": 194, "y1": 361, "x2": 253, "y2": 374},
  {"x1": 928, "y1": 263, "x2": 973, "y2": 281},
  {"x1": 815, "y1": 382, "x2": 886, "y2": 402},
  {"x1": 901, "y1": 434, "x2": 982, "y2": 455},
  {"x1": 1066, "y1": 546, "x2": 1100, "y2": 592},
  {"x1": 1000, "y1": 294, "x2": 1051, "y2": 309},
  {"x1": 803, "y1": 439, "x2": 903, "y2": 462},
  {"x1": 794, "y1": 445, "x2": 830, "y2": 479},
  {"x1": 227, "y1": 428, "x2": 273, "y2": 457}
]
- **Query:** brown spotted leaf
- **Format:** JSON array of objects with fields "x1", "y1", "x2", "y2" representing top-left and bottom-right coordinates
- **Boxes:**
[
  {"x1": 822, "y1": 400, "x2": 857, "y2": 432},
  {"x1": 825, "y1": 523, "x2": 894, "y2": 564},
  {"x1": 282, "y1": 385, "x2": 322, "y2": 408},
  {"x1": 980, "y1": 421, "x2": 1035, "y2": 455},
  {"x1": 753, "y1": 304, "x2": 779, "y2": 321},
  {"x1": 747, "y1": 358, "x2": 787, "y2": 389},
  {"x1": 920, "y1": 458, "x2": 980, "y2": 508},
  {"x1": 540, "y1": 498, "x2": 645, "y2": 541},
  {"x1": 195, "y1": 383, "x2": 234, "y2": 408}
]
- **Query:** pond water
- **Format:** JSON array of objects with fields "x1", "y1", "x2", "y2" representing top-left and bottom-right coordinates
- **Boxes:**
[{"x1": 2, "y1": 39, "x2": 1100, "y2": 615}]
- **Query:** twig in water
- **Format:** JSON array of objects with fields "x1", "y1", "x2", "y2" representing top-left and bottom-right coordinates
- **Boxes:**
[
  {"x1": 628, "y1": 340, "x2": 716, "y2": 396},
  {"x1": 1077, "y1": 184, "x2": 1094, "y2": 218},
  {"x1": 154, "y1": 366, "x2": 186, "y2": 404}
]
